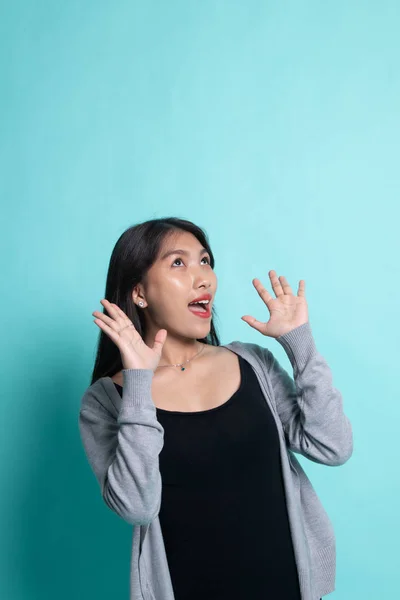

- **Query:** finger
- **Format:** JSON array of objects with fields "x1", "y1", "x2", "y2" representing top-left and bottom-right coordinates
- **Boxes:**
[
  {"x1": 92, "y1": 310, "x2": 117, "y2": 328},
  {"x1": 110, "y1": 301, "x2": 130, "y2": 320},
  {"x1": 100, "y1": 299, "x2": 126, "y2": 321},
  {"x1": 93, "y1": 309, "x2": 132, "y2": 332},
  {"x1": 278, "y1": 275, "x2": 294, "y2": 295},
  {"x1": 297, "y1": 279, "x2": 306, "y2": 297},
  {"x1": 241, "y1": 315, "x2": 266, "y2": 334},
  {"x1": 93, "y1": 318, "x2": 121, "y2": 344},
  {"x1": 252, "y1": 278, "x2": 273, "y2": 304},
  {"x1": 100, "y1": 300, "x2": 133, "y2": 328},
  {"x1": 152, "y1": 329, "x2": 168, "y2": 355},
  {"x1": 268, "y1": 270, "x2": 284, "y2": 297}
]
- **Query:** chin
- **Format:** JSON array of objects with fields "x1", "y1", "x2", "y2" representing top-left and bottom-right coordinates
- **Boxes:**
[{"x1": 180, "y1": 324, "x2": 211, "y2": 339}]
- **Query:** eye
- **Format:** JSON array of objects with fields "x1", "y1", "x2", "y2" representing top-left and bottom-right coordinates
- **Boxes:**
[
  {"x1": 172, "y1": 258, "x2": 184, "y2": 267},
  {"x1": 171, "y1": 256, "x2": 211, "y2": 267}
]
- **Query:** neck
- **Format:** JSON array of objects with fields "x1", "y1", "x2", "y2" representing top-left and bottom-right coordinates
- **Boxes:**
[{"x1": 144, "y1": 330, "x2": 202, "y2": 367}]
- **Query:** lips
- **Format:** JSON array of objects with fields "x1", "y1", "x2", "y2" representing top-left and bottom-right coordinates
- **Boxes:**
[
  {"x1": 188, "y1": 302, "x2": 211, "y2": 318},
  {"x1": 188, "y1": 293, "x2": 212, "y2": 304}
]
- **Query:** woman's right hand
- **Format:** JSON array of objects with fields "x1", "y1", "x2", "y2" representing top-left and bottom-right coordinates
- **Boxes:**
[{"x1": 92, "y1": 299, "x2": 167, "y2": 372}]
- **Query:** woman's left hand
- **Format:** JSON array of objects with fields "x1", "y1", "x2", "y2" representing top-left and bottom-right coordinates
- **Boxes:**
[{"x1": 241, "y1": 270, "x2": 309, "y2": 339}]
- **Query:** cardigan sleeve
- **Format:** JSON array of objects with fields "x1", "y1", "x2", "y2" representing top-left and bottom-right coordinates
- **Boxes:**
[
  {"x1": 264, "y1": 322, "x2": 353, "y2": 466},
  {"x1": 78, "y1": 369, "x2": 164, "y2": 525}
]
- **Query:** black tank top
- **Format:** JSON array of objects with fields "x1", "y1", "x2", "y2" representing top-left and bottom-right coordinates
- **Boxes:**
[{"x1": 114, "y1": 353, "x2": 301, "y2": 600}]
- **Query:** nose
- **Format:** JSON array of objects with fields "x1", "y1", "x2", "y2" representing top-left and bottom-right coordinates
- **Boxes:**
[
  {"x1": 190, "y1": 261, "x2": 214, "y2": 293},
  {"x1": 193, "y1": 272, "x2": 212, "y2": 291}
]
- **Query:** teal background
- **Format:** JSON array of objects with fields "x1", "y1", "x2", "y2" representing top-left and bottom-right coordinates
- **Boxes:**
[{"x1": 1, "y1": 1, "x2": 398, "y2": 598}]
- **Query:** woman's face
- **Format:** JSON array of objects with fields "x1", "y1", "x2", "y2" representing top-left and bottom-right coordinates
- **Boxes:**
[{"x1": 137, "y1": 230, "x2": 218, "y2": 339}]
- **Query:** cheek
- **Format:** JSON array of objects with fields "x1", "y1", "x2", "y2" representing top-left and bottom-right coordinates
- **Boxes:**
[{"x1": 150, "y1": 279, "x2": 186, "y2": 311}]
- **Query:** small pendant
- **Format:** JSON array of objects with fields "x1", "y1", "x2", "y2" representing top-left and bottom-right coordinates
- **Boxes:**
[{"x1": 181, "y1": 366, "x2": 185, "y2": 371}]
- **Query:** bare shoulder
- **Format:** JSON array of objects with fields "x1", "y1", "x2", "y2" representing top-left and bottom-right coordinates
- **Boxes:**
[
  {"x1": 205, "y1": 343, "x2": 238, "y2": 362},
  {"x1": 199, "y1": 343, "x2": 240, "y2": 378}
]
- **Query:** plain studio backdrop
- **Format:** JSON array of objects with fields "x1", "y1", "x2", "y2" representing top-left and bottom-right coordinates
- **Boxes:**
[{"x1": 1, "y1": 1, "x2": 398, "y2": 599}]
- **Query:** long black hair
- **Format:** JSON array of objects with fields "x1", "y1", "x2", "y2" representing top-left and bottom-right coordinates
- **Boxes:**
[{"x1": 90, "y1": 217, "x2": 221, "y2": 385}]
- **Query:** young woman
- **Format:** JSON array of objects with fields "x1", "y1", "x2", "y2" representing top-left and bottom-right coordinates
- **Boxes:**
[{"x1": 79, "y1": 216, "x2": 353, "y2": 600}]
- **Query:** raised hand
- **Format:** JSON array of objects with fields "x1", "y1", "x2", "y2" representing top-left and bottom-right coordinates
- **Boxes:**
[
  {"x1": 92, "y1": 299, "x2": 167, "y2": 371},
  {"x1": 241, "y1": 270, "x2": 309, "y2": 339}
]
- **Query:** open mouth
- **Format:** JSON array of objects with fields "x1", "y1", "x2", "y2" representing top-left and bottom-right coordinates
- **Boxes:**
[{"x1": 188, "y1": 302, "x2": 211, "y2": 316}]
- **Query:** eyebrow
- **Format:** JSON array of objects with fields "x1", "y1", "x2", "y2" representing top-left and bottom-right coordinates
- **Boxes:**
[{"x1": 160, "y1": 248, "x2": 209, "y2": 260}]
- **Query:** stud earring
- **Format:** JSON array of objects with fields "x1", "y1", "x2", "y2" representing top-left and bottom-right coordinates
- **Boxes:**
[{"x1": 138, "y1": 301, "x2": 144, "y2": 307}]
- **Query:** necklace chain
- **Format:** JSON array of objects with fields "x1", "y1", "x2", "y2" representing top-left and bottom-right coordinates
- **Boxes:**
[{"x1": 156, "y1": 344, "x2": 206, "y2": 371}]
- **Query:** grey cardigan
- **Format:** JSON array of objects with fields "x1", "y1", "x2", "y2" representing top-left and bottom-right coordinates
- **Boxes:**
[{"x1": 78, "y1": 322, "x2": 353, "y2": 600}]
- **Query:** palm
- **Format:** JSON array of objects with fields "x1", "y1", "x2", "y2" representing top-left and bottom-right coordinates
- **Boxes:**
[
  {"x1": 124, "y1": 331, "x2": 164, "y2": 365},
  {"x1": 93, "y1": 299, "x2": 167, "y2": 370},
  {"x1": 241, "y1": 270, "x2": 309, "y2": 339}
]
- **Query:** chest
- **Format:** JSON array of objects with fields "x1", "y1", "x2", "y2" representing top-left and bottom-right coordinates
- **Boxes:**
[
  {"x1": 156, "y1": 359, "x2": 281, "y2": 488},
  {"x1": 151, "y1": 349, "x2": 241, "y2": 412}
]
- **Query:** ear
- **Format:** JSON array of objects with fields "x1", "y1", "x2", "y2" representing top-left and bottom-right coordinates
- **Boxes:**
[{"x1": 132, "y1": 284, "x2": 147, "y2": 307}]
